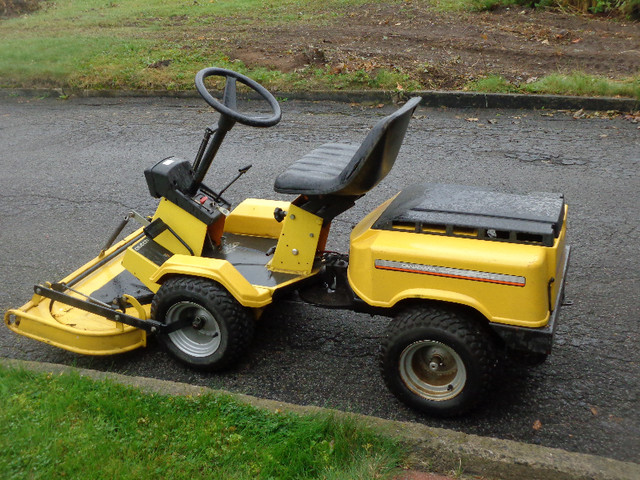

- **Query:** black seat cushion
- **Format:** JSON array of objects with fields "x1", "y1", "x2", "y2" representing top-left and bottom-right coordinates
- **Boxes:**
[
  {"x1": 273, "y1": 143, "x2": 359, "y2": 195},
  {"x1": 274, "y1": 97, "x2": 422, "y2": 197}
]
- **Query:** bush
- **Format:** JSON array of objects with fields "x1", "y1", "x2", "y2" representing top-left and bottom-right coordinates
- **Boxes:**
[
  {"x1": 474, "y1": 0, "x2": 639, "y2": 19},
  {"x1": 560, "y1": 0, "x2": 640, "y2": 18}
]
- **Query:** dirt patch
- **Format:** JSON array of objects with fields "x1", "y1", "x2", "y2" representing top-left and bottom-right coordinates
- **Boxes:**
[
  {"x1": 217, "y1": 3, "x2": 639, "y2": 89},
  {"x1": 1, "y1": 0, "x2": 43, "y2": 17}
]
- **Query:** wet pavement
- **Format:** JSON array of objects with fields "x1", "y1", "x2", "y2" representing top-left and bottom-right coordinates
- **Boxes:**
[{"x1": 1, "y1": 96, "x2": 638, "y2": 463}]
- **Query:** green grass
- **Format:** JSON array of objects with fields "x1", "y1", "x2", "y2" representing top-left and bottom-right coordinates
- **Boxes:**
[
  {"x1": 523, "y1": 72, "x2": 640, "y2": 98},
  {"x1": 1, "y1": 0, "x2": 637, "y2": 96},
  {"x1": 0, "y1": 0, "x2": 411, "y2": 92},
  {"x1": 0, "y1": 365, "x2": 403, "y2": 480},
  {"x1": 466, "y1": 72, "x2": 640, "y2": 99},
  {"x1": 465, "y1": 75, "x2": 521, "y2": 94}
]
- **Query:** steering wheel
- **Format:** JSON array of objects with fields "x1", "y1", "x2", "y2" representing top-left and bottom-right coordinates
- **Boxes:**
[{"x1": 195, "y1": 67, "x2": 281, "y2": 128}]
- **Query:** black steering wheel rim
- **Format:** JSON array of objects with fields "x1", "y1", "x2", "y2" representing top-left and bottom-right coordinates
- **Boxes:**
[{"x1": 195, "y1": 67, "x2": 281, "y2": 128}]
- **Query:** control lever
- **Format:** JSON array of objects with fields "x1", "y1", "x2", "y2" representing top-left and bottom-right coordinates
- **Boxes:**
[{"x1": 213, "y1": 165, "x2": 252, "y2": 203}]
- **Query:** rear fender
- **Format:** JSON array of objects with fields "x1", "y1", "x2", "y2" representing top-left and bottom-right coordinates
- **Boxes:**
[{"x1": 380, "y1": 287, "x2": 495, "y2": 323}]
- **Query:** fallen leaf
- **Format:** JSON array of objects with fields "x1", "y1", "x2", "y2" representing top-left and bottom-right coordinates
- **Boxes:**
[
  {"x1": 541, "y1": 39, "x2": 550, "y2": 45},
  {"x1": 466, "y1": 117, "x2": 479, "y2": 122},
  {"x1": 572, "y1": 38, "x2": 582, "y2": 44},
  {"x1": 331, "y1": 62, "x2": 346, "y2": 74},
  {"x1": 487, "y1": 119, "x2": 497, "y2": 124},
  {"x1": 362, "y1": 60, "x2": 377, "y2": 72},
  {"x1": 533, "y1": 419, "x2": 543, "y2": 431},
  {"x1": 590, "y1": 407, "x2": 599, "y2": 416}
]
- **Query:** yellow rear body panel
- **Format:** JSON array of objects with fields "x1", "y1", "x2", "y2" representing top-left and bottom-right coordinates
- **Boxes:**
[{"x1": 349, "y1": 200, "x2": 568, "y2": 328}]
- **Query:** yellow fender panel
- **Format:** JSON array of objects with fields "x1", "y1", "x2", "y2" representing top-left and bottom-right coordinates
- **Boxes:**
[{"x1": 150, "y1": 255, "x2": 273, "y2": 308}]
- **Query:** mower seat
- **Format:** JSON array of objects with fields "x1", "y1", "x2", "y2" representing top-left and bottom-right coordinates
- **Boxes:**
[{"x1": 274, "y1": 97, "x2": 421, "y2": 197}]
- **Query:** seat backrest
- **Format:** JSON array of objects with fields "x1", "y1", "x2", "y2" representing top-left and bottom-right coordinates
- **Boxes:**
[{"x1": 332, "y1": 96, "x2": 421, "y2": 196}]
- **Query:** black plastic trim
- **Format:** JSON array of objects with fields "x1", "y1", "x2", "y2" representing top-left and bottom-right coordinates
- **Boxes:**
[
  {"x1": 489, "y1": 245, "x2": 571, "y2": 354},
  {"x1": 33, "y1": 285, "x2": 189, "y2": 334}
]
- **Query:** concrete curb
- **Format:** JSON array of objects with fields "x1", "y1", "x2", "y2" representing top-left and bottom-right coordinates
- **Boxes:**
[
  {"x1": 2, "y1": 358, "x2": 638, "y2": 480},
  {"x1": 2, "y1": 87, "x2": 638, "y2": 111}
]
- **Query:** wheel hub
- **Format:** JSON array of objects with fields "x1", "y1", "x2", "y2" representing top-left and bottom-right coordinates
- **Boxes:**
[
  {"x1": 399, "y1": 340, "x2": 467, "y2": 401},
  {"x1": 192, "y1": 315, "x2": 206, "y2": 330},
  {"x1": 428, "y1": 353, "x2": 445, "y2": 371},
  {"x1": 165, "y1": 301, "x2": 221, "y2": 357}
]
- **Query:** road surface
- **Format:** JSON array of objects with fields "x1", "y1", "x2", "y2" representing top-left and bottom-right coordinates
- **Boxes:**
[{"x1": 1, "y1": 95, "x2": 638, "y2": 462}]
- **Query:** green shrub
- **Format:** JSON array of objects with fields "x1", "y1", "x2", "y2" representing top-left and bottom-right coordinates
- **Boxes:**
[{"x1": 471, "y1": 0, "x2": 639, "y2": 19}]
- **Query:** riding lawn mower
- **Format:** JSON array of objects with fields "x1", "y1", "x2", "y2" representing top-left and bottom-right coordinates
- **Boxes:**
[{"x1": 5, "y1": 68, "x2": 570, "y2": 416}]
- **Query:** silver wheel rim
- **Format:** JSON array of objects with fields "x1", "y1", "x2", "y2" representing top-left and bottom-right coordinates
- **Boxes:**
[
  {"x1": 166, "y1": 301, "x2": 221, "y2": 357},
  {"x1": 399, "y1": 340, "x2": 466, "y2": 401}
]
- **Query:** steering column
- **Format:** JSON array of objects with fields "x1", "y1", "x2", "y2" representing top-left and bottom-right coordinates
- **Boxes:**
[{"x1": 191, "y1": 68, "x2": 281, "y2": 191}]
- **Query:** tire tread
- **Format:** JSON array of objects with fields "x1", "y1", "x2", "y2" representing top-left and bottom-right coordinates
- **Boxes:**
[
  {"x1": 379, "y1": 305, "x2": 496, "y2": 416},
  {"x1": 151, "y1": 276, "x2": 254, "y2": 371}
]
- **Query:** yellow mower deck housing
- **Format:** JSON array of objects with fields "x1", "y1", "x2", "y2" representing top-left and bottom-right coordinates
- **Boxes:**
[{"x1": 5, "y1": 230, "x2": 149, "y2": 355}]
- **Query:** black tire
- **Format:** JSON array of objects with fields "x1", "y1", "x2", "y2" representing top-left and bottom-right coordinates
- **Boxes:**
[
  {"x1": 151, "y1": 276, "x2": 254, "y2": 371},
  {"x1": 379, "y1": 305, "x2": 497, "y2": 417}
]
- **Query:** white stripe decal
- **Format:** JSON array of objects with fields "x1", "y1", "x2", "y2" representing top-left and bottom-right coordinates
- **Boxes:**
[{"x1": 374, "y1": 259, "x2": 526, "y2": 286}]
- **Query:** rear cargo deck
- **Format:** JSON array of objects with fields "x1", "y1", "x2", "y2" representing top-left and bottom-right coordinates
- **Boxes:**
[{"x1": 372, "y1": 183, "x2": 565, "y2": 246}]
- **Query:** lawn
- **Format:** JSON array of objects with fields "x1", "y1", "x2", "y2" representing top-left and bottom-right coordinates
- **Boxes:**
[
  {"x1": 1, "y1": 0, "x2": 638, "y2": 97},
  {"x1": 0, "y1": 364, "x2": 403, "y2": 480}
]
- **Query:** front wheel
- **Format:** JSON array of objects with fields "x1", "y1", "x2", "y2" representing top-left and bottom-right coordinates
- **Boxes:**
[
  {"x1": 151, "y1": 276, "x2": 254, "y2": 370},
  {"x1": 379, "y1": 305, "x2": 497, "y2": 417}
]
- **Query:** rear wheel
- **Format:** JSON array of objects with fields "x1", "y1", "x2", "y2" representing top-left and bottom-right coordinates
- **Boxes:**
[
  {"x1": 151, "y1": 276, "x2": 254, "y2": 370},
  {"x1": 380, "y1": 305, "x2": 497, "y2": 417}
]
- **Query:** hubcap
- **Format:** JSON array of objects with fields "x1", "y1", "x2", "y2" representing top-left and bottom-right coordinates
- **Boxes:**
[
  {"x1": 165, "y1": 301, "x2": 221, "y2": 357},
  {"x1": 399, "y1": 340, "x2": 466, "y2": 401}
]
